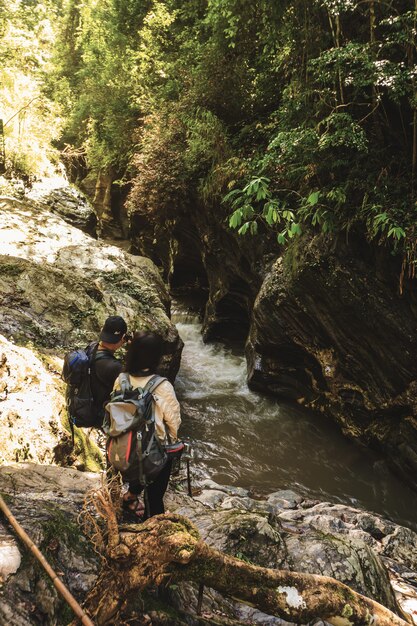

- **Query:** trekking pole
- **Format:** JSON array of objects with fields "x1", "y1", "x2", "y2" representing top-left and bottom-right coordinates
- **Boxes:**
[
  {"x1": 181, "y1": 440, "x2": 193, "y2": 497},
  {"x1": 143, "y1": 485, "x2": 150, "y2": 519},
  {"x1": 0, "y1": 495, "x2": 95, "y2": 626},
  {"x1": 186, "y1": 459, "x2": 192, "y2": 497},
  {"x1": 196, "y1": 582, "x2": 204, "y2": 615}
]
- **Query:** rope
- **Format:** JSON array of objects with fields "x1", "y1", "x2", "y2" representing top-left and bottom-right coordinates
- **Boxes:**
[{"x1": 0, "y1": 494, "x2": 95, "y2": 626}]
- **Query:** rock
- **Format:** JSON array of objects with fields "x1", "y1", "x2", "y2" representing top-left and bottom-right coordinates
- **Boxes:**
[
  {"x1": 0, "y1": 464, "x2": 101, "y2": 626},
  {"x1": 195, "y1": 480, "x2": 251, "y2": 509},
  {"x1": 0, "y1": 463, "x2": 101, "y2": 503},
  {"x1": 27, "y1": 179, "x2": 97, "y2": 236},
  {"x1": 267, "y1": 490, "x2": 304, "y2": 510},
  {"x1": 165, "y1": 483, "x2": 416, "y2": 624},
  {"x1": 127, "y1": 196, "x2": 271, "y2": 342},
  {"x1": 195, "y1": 489, "x2": 229, "y2": 508},
  {"x1": 0, "y1": 195, "x2": 182, "y2": 379},
  {"x1": 284, "y1": 530, "x2": 392, "y2": 605},
  {"x1": 199, "y1": 479, "x2": 250, "y2": 498},
  {"x1": 0, "y1": 335, "x2": 67, "y2": 465},
  {"x1": 220, "y1": 495, "x2": 268, "y2": 512},
  {"x1": 0, "y1": 535, "x2": 21, "y2": 579},
  {"x1": 382, "y1": 526, "x2": 417, "y2": 570},
  {"x1": 246, "y1": 234, "x2": 417, "y2": 491},
  {"x1": 86, "y1": 169, "x2": 126, "y2": 239}
]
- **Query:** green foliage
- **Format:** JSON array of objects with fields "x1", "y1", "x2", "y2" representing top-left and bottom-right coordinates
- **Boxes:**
[
  {"x1": 216, "y1": 1, "x2": 417, "y2": 265},
  {"x1": 0, "y1": 0, "x2": 62, "y2": 176},
  {"x1": 48, "y1": 0, "x2": 151, "y2": 173},
  {"x1": 4, "y1": 0, "x2": 417, "y2": 271},
  {"x1": 225, "y1": 176, "x2": 304, "y2": 244},
  {"x1": 372, "y1": 212, "x2": 406, "y2": 242},
  {"x1": 317, "y1": 113, "x2": 368, "y2": 153},
  {"x1": 127, "y1": 104, "x2": 231, "y2": 217}
]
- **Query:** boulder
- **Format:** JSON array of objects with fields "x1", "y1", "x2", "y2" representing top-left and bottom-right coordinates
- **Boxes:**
[
  {"x1": 0, "y1": 464, "x2": 101, "y2": 626},
  {"x1": 0, "y1": 334, "x2": 67, "y2": 466},
  {"x1": 246, "y1": 234, "x2": 417, "y2": 490},
  {"x1": 0, "y1": 195, "x2": 182, "y2": 379},
  {"x1": 26, "y1": 179, "x2": 97, "y2": 237},
  {"x1": 165, "y1": 480, "x2": 417, "y2": 625},
  {"x1": 0, "y1": 329, "x2": 104, "y2": 470}
]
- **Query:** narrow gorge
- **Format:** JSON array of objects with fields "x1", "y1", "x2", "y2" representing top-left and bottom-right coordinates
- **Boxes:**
[
  {"x1": 2, "y1": 0, "x2": 417, "y2": 624},
  {"x1": 1, "y1": 175, "x2": 416, "y2": 625},
  {"x1": 99, "y1": 183, "x2": 417, "y2": 495}
]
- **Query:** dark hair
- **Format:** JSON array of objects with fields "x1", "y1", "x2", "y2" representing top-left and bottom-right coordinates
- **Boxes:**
[{"x1": 124, "y1": 332, "x2": 163, "y2": 374}]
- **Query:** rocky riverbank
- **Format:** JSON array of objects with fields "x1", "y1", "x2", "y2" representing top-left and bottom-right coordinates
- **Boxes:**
[
  {"x1": 0, "y1": 464, "x2": 416, "y2": 625},
  {"x1": 246, "y1": 235, "x2": 417, "y2": 492},
  {"x1": 97, "y1": 164, "x2": 417, "y2": 491},
  {"x1": 0, "y1": 177, "x2": 416, "y2": 625}
]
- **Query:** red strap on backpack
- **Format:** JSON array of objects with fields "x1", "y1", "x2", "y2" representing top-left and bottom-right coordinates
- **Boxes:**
[{"x1": 125, "y1": 431, "x2": 133, "y2": 462}]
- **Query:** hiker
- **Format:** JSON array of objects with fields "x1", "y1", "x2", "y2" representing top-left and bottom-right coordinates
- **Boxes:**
[
  {"x1": 90, "y1": 315, "x2": 129, "y2": 427},
  {"x1": 116, "y1": 331, "x2": 181, "y2": 519},
  {"x1": 63, "y1": 315, "x2": 130, "y2": 439}
]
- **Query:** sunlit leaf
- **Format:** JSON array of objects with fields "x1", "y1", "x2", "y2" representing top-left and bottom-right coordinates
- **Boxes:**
[
  {"x1": 307, "y1": 191, "x2": 320, "y2": 205},
  {"x1": 238, "y1": 222, "x2": 250, "y2": 235}
]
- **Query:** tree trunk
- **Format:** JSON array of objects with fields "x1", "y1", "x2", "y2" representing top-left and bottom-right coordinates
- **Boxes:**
[
  {"x1": 72, "y1": 514, "x2": 411, "y2": 626},
  {"x1": 369, "y1": 0, "x2": 375, "y2": 44},
  {"x1": 412, "y1": 1, "x2": 417, "y2": 204},
  {"x1": 92, "y1": 168, "x2": 121, "y2": 238}
]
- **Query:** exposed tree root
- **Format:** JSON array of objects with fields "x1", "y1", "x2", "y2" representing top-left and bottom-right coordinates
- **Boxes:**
[{"x1": 70, "y1": 508, "x2": 412, "y2": 626}]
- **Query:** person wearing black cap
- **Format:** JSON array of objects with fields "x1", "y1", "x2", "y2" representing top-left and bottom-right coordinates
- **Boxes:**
[{"x1": 90, "y1": 315, "x2": 129, "y2": 427}]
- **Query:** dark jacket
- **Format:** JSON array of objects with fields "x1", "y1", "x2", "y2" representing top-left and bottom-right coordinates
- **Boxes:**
[{"x1": 90, "y1": 348, "x2": 123, "y2": 425}]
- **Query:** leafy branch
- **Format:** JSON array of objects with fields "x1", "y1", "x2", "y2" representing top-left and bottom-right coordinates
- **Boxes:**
[{"x1": 224, "y1": 177, "x2": 331, "y2": 245}]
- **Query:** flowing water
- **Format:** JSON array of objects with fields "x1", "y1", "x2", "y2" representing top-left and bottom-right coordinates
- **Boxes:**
[{"x1": 173, "y1": 303, "x2": 417, "y2": 531}]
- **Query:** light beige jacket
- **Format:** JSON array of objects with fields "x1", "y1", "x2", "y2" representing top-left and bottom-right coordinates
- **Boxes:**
[{"x1": 113, "y1": 373, "x2": 181, "y2": 445}]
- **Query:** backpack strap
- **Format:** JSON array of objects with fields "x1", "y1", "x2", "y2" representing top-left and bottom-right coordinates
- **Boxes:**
[
  {"x1": 144, "y1": 375, "x2": 167, "y2": 395},
  {"x1": 70, "y1": 416, "x2": 75, "y2": 447},
  {"x1": 86, "y1": 341, "x2": 99, "y2": 362},
  {"x1": 92, "y1": 344, "x2": 119, "y2": 386},
  {"x1": 95, "y1": 352, "x2": 112, "y2": 362}
]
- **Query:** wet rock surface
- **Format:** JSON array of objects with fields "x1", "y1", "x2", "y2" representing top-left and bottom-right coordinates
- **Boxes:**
[{"x1": 246, "y1": 235, "x2": 417, "y2": 491}]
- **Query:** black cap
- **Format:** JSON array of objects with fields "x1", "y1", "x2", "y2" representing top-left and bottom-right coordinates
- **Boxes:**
[{"x1": 100, "y1": 316, "x2": 127, "y2": 344}]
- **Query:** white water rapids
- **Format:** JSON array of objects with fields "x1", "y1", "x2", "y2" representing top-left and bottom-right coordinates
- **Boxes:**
[{"x1": 173, "y1": 303, "x2": 417, "y2": 530}]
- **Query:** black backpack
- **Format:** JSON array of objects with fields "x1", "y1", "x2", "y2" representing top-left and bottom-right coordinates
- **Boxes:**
[
  {"x1": 62, "y1": 341, "x2": 109, "y2": 442},
  {"x1": 103, "y1": 373, "x2": 168, "y2": 485}
]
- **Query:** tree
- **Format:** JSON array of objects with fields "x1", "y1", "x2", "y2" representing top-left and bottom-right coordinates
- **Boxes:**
[
  {"x1": 50, "y1": 0, "x2": 150, "y2": 175},
  {"x1": 222, "y1": 0, "x2": 417, "y2": 275},
  {"x1": 72, "y1": 487, "x2": 411, "y2": 626},
  {"x1": 0, "y1": 0, "x2": 62, "y2": 176}
]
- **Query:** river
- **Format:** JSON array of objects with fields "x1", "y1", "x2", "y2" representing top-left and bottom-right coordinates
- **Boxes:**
[{"x1": 173, "y1": 302, "x2": 417, "y2": 531}]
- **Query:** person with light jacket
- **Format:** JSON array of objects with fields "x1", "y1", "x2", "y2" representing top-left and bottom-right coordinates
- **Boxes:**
[{"x1": 113, "y1": 331, "x2": 181, "y2": 519}]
